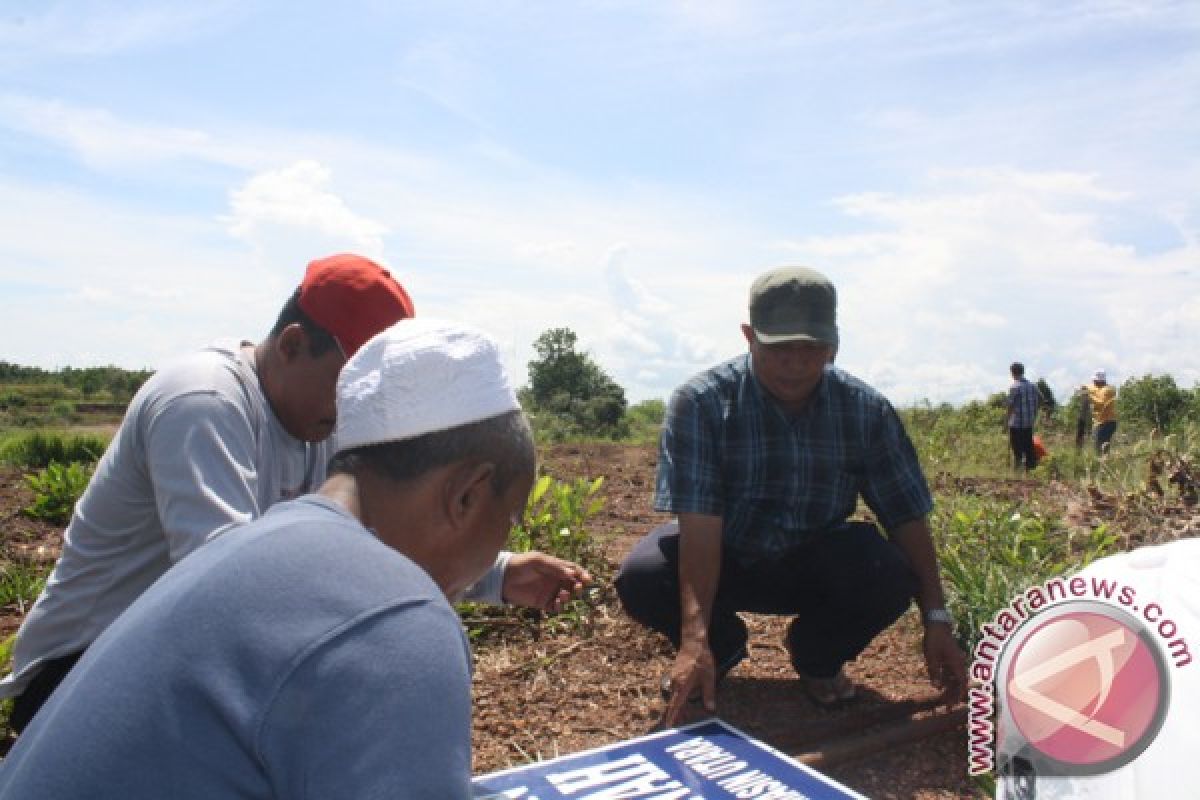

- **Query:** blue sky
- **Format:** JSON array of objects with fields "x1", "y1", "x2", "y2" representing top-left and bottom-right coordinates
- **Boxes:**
[{"x1": 2, "y1": 1, "x2": 1197, "y2": 405}]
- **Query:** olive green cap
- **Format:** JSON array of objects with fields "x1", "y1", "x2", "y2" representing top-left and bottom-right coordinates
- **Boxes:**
[{"x1": 748, "y1": 266, "x2": 839, "y2": 346}]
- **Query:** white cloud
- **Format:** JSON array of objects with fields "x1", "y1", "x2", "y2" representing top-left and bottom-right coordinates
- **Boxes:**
[
  {"x1": 0, "y1": 94, "x2": 261, "y2": 170},
  {"x1": 224, "y1": 161, "x2": 390, "y2": 267},
  {"x1": 791, "y1": 168, "x2": 1200, "y2": 404},
  {"x1": 2, "y1": 1, "x2": 1197, "y2": 410},
  {"x1": 0, "y1": 178, "x2": 273, "y2": 369},
  {"x1": 598, "y1": 253, "x2": 726, "y2": 398}
]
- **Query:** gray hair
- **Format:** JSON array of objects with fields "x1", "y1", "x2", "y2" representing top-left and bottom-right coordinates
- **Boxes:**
[{"x1": 328, "y1": 410, "x2": 534, "y2": 492}]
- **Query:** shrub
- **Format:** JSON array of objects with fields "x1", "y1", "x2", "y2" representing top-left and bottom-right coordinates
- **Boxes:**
[
  {"x1": 23, "y1": 461, "x2": 93, "y2": 525},
  {"x1": 623, "y1": 398, "x2": 665, "y2": 444},
  {"x1": 0, "y1": 391, "x2": 27, "y2": 410},
  {"x1": 934, "y1": 496, "x2": 1117, "y2": 651}
]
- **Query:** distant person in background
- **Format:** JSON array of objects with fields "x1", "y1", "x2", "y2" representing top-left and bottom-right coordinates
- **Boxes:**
[
  {"x1": 1084, "y1": 370, "x2": 1118, "y2": 454},
  {"x1": 0, "y1": 254, "x2": 587, "y2": 735},
  {"x1": 0, "y1": 319, "x2": 538, "y2": 798},
  {"x1": 1006, "y1": 362, "x2": 1040, "y2": 472}
]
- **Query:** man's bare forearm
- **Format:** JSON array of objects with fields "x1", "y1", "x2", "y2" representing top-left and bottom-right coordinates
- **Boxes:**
[
  {"x1": 677, "y1": 513, "x2": 723, "y2": 643},
  {"x1": 890, "y1": 517, "x2": 948, "y2": 614}
]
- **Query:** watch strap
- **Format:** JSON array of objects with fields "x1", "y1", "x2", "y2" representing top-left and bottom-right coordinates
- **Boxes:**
[{"x1": 923, "y1": 608, "x2": 953, "y2": 626}]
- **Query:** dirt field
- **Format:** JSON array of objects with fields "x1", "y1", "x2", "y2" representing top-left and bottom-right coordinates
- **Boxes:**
[
  {"x1": 487, "y1": 443, "x2": 980, "y2": 799},
  {"x1": 0, "y1": 444, "x2": 1066, "y2": 798}
]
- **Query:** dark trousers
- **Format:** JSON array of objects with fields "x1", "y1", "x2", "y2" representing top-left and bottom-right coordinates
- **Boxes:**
[
  {"x1": 614, "y1": 521, "x2": 918, "y2": 678},
  {"x1": 1095, "y1": 420, "x2": 1117, "y2": 454},
  {"x1": 8, "y1": 650, "x2": 85, "y2": 734},
  {"x1": 1075, "y1": 415, "x2": 1091, "y2": 450},
  {"x1": 1009, "y1": 427, "x2": 1036, "y2": 471}
]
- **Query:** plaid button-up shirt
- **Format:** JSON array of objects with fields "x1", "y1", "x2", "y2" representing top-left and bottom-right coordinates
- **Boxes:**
[
  {"x1": 655, "y1": 355, "x2": 932, "y2": 562},
  {"x1": 1007, "y1": 378, "x2": 1040, "y2": 429}
]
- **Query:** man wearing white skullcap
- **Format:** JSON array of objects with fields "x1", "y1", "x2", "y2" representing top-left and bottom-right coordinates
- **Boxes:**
[
  {"x1": 0, "y1": 319, "x2": 540, "y2": 799},
  {"x1": 3, "y1": 255, "x2": 586, "y2": 734}
]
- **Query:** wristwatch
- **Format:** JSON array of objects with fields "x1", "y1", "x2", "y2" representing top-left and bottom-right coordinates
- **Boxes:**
[{"x1": 923, "y1": 608, "x2": 953, "y2": 626}]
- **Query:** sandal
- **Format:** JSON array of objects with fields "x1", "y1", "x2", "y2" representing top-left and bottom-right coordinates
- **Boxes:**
[{"x1": 799, "y1": 668, "x2": 858, "y2": 708}]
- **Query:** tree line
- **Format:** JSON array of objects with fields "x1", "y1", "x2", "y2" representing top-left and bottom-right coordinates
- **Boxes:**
[
  {"x1": 0, "y1": 362, "x2": 152, "y2": 404},
  {"x1": 526, "y1": 330, "x2": 1200, "y2": 442},
  {"x1": 6, "y1": 337, "x2": 1199, "y2": 442}
]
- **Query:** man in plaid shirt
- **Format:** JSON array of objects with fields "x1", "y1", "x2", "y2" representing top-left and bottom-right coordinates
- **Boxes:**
[
  {"x1": 1006, "y1": 362, "x2": 1041, "y2": 471},
  {"x1": 616, "y1": 267, "x2": 966, "y2": 726}
]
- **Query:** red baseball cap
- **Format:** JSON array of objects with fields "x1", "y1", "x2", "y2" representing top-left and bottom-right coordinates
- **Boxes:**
[{"x1": 297, "y1": 254, "x2": 415, "y2": 357}]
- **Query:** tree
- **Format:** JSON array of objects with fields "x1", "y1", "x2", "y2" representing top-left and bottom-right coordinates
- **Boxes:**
[
  {"x1": 525, "y1": 328, "x2": 627, "y2": 439},
  {"x1": 1035, "y1": 379, "x2": 1056, "y2": 414},
  {"x1": 1118, "y1": 374, "x2": 1188, "y2": 432}
]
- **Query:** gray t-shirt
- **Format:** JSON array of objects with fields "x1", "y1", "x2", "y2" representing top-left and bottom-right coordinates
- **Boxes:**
[
  {"x1": 2, "y1": 340, "x2": 326, "y2": 697},
  {"x1": 2, "y1": 340, "x2": 507, "y2": 698},
  {"x1": 0, "y1": 495, "x2": 474, "y2": 800}
]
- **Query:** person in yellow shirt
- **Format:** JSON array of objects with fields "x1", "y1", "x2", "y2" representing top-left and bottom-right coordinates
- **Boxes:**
[{"x1": 1083, "y1": 369, "x2": 1118, "y2": 453}]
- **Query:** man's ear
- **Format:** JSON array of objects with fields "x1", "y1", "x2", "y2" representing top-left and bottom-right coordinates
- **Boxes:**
[
  {"x1": 740, "y1": 324, "x2": 756, "y2": 348},
  {"x1": 445, "y1": 461, "x2": 498, "y2": 529},
  {"x1": 275, "y1": 323, "x2": 308, "y2": 363}
]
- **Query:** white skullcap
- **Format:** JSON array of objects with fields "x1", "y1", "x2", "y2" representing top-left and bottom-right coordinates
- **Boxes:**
[
  {"x1": 1094, "y1": 369, "x2": 1106, "y2": 382},
  {"x1": 334, "y1": 318, "x2": 520, "y2": 452}
]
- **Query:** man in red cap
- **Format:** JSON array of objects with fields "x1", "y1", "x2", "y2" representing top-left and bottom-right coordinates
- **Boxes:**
[{"x1": 1, "y1": 254, "x2": 587, "y2": 733}]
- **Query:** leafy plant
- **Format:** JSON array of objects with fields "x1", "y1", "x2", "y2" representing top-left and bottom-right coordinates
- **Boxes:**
[
  {"x1": 23, "y1": 461, "x2": 93, "y2": 525},
  {"x1": 933, "y1": 496, "x2": 1118, "y2": 651},
  {"x1": 508, "y1": 474, "x2": 606, "y2": 572},
  {"x1": 460, "y1": 473, "x2": 607, "y2": 641}
]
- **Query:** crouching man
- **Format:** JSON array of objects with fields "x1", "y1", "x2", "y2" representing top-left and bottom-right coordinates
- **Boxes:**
[
  {"x1": 0, "y1": 319, "x2": 536, "y2": 799},
  {"x1": 616, "y1": 266, "x2": 966, "y2": 727}
]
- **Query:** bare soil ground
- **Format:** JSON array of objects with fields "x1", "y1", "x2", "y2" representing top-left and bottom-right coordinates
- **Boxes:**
[
  {"x1": 474, "y1": 444, "x2": 980, "y2": 799},
  {"x1": 4, "y1": 443, "x2": 1194, "y2": 797}
]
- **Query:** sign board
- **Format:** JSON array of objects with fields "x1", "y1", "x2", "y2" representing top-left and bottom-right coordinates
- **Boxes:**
[{"x1": 473, "y1": 718, "x2": 868, "y2": 799}]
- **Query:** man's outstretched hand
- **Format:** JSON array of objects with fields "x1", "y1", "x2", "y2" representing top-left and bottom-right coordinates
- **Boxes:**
[
  {"x1": 501, "y1": 551, "x2": 591, "y2": 613},
  {"x1": 923, "y1": 623, "x2": 967, "y2": 704},
  {"x1": 662, "y1": 638, "x2": 717, "y2": 728}
]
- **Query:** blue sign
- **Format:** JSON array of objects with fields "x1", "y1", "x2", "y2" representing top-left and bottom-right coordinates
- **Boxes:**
[{"x1": 473, "y1": 718, "x2": 867, "y2": 799}]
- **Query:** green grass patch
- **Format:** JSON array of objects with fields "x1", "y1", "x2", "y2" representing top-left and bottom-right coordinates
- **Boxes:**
[
  {"x1": 0, "y1": 562, "x2": 49, "y2": 616},
  {"x1": 0, "y1": 430, "x2": 109, "y2": 469}
]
